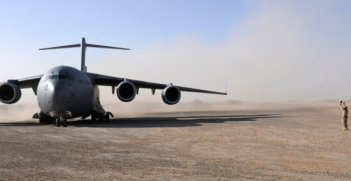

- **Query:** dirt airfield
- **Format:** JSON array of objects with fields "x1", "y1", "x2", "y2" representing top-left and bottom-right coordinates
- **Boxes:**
[{"x1": 0, "y1": 102, "x2": 350, "y2": 180}]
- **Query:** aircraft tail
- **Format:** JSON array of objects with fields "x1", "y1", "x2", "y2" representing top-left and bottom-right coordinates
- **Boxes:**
[{"x1": 39, "y1": 38, "x2": 129, "y2": 72}]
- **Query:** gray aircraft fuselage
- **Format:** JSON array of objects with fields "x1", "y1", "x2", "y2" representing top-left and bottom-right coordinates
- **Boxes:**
[{"x1": 37, "y1": 66, "x2": 104, "y2": 119}]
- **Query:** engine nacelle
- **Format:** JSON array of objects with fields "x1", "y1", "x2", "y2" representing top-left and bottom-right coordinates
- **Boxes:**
[
  {"x1": 0, "y1": 82, "x2": 22, "y2": 104},
  {"x1": 162, "y1": 86, "x2": 181, "y2": 105},
  {"x1": 116, "y1": 81, "x2": 136, "y2": 102}
]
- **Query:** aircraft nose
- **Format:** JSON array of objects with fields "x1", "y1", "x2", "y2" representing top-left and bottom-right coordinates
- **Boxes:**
[
  {"x1": 46, "y1": 80, "x2": 71, "y2": 113},
  {"x1": 52, "y1": 81, "x2": 70, "y2": 104}
]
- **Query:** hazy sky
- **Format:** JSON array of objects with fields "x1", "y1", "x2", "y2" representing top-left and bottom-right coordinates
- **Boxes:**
[{"x1": 0, "y1": 0, "x2": 351, "y2": 104}]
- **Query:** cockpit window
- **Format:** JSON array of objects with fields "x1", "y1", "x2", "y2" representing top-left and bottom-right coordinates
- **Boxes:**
[
  {"x1": 47, "y1": 74, "x2": 75, "y2": 81},
  {"x1": 58, "y1": 75, "x2": 68, "y2": 79},
  {"x1": 69, "y1": 75, "x2": 75, "y2": 81},
  {"x1": 44, "y1": 75, "x2": 50, "y2": 82}
]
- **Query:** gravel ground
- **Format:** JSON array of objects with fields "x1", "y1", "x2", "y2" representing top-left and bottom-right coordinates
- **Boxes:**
[{"x1": 0, "y1": 104, "x2": 350, "y2": 180}]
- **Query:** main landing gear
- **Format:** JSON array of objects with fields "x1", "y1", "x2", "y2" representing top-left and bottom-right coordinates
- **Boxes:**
[
  {"x1": 33, "y1": 113, "x2": 55, "y2": 124},
  {"x1": 40, "y1": 118, "x2": 55, "y2": 124},
  {"x1": 91, "y1": 112, "x2": 114, "y2": 122},
  {"x1": 56, "y1": 117, "x2": 68, "y2": 127},
  {"x1": 105, "y1": 112, "x2": 114, "y2": 121}
]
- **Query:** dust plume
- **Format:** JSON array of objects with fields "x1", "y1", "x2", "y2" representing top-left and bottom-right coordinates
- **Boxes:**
[
  {"x1": 0, "y1": 104, "x2": 39, "y2": 122},
  {"x1": 89, "y1": 1, "x2": 351, "y2": 104},
  {"x1": 0, "y1": 100, "x2": 244, "y2": 122}
]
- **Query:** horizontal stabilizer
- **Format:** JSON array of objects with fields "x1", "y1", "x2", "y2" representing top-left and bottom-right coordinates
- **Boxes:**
[
  {"x1": 39, "y1": 37, "x2": 129, "y2": 72},
  {"x1": 86, "y1": 44, "x2": 130, "y2": 50},
  {"x1": 39, "y1": 44, "x2": 129, "y2": 51},
  {"x1": 39, "y1": 44, "x2": 80, "y2": 50}
]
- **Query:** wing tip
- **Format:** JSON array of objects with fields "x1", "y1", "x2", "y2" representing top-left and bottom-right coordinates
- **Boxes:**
[{"x1": 224, "y1": 79, "x2": 227, "y2": 94}]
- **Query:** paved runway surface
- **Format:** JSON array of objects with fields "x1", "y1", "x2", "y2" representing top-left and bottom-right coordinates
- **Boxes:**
[{"x1": 0, "y1": 104, "x2": 350, "y2": 180}]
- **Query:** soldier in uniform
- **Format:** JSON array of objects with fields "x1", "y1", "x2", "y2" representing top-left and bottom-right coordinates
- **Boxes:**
[{"x1": 340, "y1": 101, "x2": 348, "y2": 130}]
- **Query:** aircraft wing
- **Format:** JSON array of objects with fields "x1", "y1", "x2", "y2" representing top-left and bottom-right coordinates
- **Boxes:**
[
  {"x1": 5, "y1": 75, "x2": 44, "y2": 96},
  {"x1": 8, "y1": 75, "x2": 43, "y2": 89},
  {"x1": 88, "y1": 73, "x2": 227, "y2": 95}
]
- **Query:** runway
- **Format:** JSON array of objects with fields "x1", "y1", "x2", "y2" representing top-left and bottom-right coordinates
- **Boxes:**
[{"x1": 0, "y1": 103, "x2": 350, "y2": 180}]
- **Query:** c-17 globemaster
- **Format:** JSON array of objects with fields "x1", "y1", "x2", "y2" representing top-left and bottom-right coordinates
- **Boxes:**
[{"x1": 0, "y1": 38, "x2": 227, "y2": 127}]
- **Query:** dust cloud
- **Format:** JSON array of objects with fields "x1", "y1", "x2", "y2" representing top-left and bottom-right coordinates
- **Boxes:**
[
  {"x1": 88, "y1": 1, "x2": 351, "y2": 104},
  {"x1": 0, "y1": 100, "x2": 244, "y2": 122},
  {"x1": 0, "y1": 104, "x2": 39, "y2": 122},
  {"x1": 0, "y1": 99, "x2": 341, "y2": 122}
]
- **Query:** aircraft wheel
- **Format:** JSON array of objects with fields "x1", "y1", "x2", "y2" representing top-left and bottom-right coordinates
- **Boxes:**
[
  {"x1": 91, "y1": 115, "x2": 96, "y2": 121},
  {"x1": 39, "y1": 118, "x2": 44, "y2": 124},
  {"x1": 33, "y1": 113, "x2": 39, "y2": 119},
  {"x1": 62, "y1": 118, "x2": 67, "y2": 127},
  {"x1": 55, "y1": 118, "x2": 61, "y2": 127},
  {"x1": 105, "y1": 115, "x2": 110, "y2": 122},
  {"x1": 98, "y1": 117, "x2": 103, "y2": 122}
]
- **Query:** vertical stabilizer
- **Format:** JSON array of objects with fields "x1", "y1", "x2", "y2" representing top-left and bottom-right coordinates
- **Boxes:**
[{"x1": 81, "y1": 38, "x2": 87, "y2": 72}]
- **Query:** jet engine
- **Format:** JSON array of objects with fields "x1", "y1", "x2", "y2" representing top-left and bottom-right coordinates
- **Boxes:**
[
  {"x1": 116, "y1": 81, "x2": 136, "y2": 102},
  {"x1": 0, "y1": 82, "x2": 22, "y2": 104},
  {"x1": 162, "y1": 86, "x2": 181, "y2": 105}
]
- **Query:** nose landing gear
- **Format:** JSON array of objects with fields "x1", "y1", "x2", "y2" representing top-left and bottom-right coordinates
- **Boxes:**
[
  {"x1": 55, "y1": 118, "x2": 60, "y2": 127},
  {"x1": 62, "y1": 118, "x2": 68, "y2": 127},
  {"x1": 56, "y1": 117, "x2": 68, "y2": 127}
]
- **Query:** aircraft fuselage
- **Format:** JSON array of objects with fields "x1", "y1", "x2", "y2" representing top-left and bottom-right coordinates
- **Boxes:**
[{"x1": 37, "y1": 66, "x2": 104, "y2": 119}]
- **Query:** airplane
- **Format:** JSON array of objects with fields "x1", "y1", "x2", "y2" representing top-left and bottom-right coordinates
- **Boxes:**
[{"x1": 0, "y1": 38, "x2": 227, "y2": 127}]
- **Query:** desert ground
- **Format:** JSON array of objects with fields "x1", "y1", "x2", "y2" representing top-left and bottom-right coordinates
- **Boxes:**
[{"x1": 0, "y1": 102, "x2": 350, "y2": 180}]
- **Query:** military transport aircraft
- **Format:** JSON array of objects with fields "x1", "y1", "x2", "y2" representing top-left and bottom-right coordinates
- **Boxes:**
[{"x1": 0, "y1": 38, "x2": 227, "y2": 127}]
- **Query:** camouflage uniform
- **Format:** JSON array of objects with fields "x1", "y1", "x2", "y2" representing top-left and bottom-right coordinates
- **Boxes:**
[{"x1": 340, "y1": 104, "x2": 348, "y2": 130}]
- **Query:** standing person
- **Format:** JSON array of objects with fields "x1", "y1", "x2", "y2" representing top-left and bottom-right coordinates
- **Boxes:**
[{"x1": 340, "y1": 101, "x2": 348, "y2": 130}]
